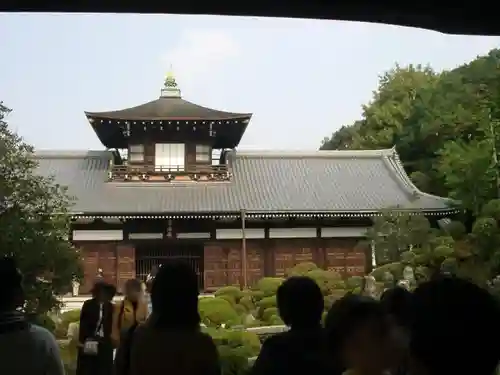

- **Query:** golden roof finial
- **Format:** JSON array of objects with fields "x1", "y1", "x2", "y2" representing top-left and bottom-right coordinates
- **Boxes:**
[
  {"x1": 166, "y1": 64, "x2": 174, "y2": 80},
  {"x1": 161, "y1": 64, "x2": 181, "y2": 98}
]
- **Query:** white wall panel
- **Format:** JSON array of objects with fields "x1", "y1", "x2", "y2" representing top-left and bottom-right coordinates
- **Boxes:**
[
  {"x1": 269, "y1": 228, "x2": 316, "y2": 239},
  {"x1": 73, "y1": 230, "x2": 123, "y2": 241},
  {"x1": 320, "y1": 227, "x2": 369, "y2": 238},
  {"x1": 216, "y1": 228, "x2": 265, "y2": 239}
]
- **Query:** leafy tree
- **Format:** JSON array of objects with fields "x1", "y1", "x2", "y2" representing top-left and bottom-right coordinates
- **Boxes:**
[
  {"x1": 0, "y1": 103, "x2": 81, "y2": 317},
  {"x1": 321, "y1": 49, "x2": 500, "y2": 285},
  {"x1": 366, "y1": 210, "x2": 458, "y2": 283},
  {"x1": 321, "y1": 49, "x2": 500, "y2": 201}
]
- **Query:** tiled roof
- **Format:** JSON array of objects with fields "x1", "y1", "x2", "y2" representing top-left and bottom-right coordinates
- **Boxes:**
[
  {"x1": 85, "y1": 97, "x2": 251, "y2": 121},
  {"x1": 34, "y1": 148, "x2": 453, "y2": 216}
]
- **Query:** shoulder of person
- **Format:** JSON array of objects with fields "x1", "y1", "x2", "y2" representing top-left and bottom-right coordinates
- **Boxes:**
[{"x1": 30, "y1": 324, "x2": 59, "y2": 351}]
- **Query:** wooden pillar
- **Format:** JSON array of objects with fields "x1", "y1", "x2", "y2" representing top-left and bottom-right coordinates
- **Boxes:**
[
  {"x1": 240, "y1": 210, "x2": 248, "y2": 289},
  {"x1": 263, "y1": 227, "x2": 274, "y2": 276}
]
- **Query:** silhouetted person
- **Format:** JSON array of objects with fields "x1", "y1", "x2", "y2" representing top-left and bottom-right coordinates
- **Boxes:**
[
  {"x1": 409, "y1": 277, "x2": 500, "y2": 375},
  {"x1": 76, "y1": 281, "x2": 114, "y2": 375},
  {"x1": 111, "y1": 279, "x2": 148, "y2": 348},
  {"x1": 120, "y1": 261, "x2": 219, "y2": 375},
  {"x1": 380, "y1": 287, "x2": 414, "y2": 375},
  {"x1": 251, "y1": 276, "x2": 329, "y2": 375},
  {"x1": 325, "y1": 294, "x2": 392, "y2": 375},
  {"x1": 0, "y1": 256, "x2": 65, "y2": 375}
]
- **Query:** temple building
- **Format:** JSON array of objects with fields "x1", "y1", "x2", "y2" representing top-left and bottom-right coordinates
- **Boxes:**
[{"x1": 35, "y1": 72, "x2": 455, "y2": 293}]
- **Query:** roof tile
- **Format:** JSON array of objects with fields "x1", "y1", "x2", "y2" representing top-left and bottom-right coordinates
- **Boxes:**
[{"x1": 34, "y1": 148, "x2": 452, "y2": 215}]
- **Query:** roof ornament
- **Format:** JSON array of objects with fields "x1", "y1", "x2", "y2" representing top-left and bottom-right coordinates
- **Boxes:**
[{"x1": 160, "y1": 65, "x2": 182, "y2": 99}]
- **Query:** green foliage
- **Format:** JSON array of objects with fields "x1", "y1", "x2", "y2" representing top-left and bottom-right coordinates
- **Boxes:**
[
  {"x1": 199, "y1": 297, "x2": 240, "y2": 327},
  {"x1": 286, "y1": 261, "x2": 318, "y2": 276},
  {"x1": 215, "y1": 286, "x2": 243, "y2": 300},
  {"x1": 257, "y1": 296, "x2": 277, "y2": 310},
  {"x1": 262, "y1": 307, "x2": 278, "y2": 322},
  {"x1": 239, "y1": 296, "x2": 254, "y2": 311},
  {"x1": 205, "y1": 328, "x2": 261, "y2": 375},
  {"x1": 0, "y1": 103, "x2": 82, "y2": 316},
  {"x1": 54, "y1": 309, "x2": 81, "y2": 339},
  {"x1": 255, "y1": 277, "x2": 284, "y2": 297}
]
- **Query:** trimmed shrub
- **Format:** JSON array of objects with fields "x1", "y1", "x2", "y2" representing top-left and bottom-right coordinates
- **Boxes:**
[
  {"x1": 234, "y1": 304, "x2": 247, "y2": 316},
  {"x1": 199, "y1": 297, "x2": 240, "y2": 327},
  {"x1": 239, "y1": 296, "x2": 254, "y2": 312},
  {"x1": 269, "y1": 315, "x2": 284, "y2": 326},
  {"x1": 218, "y1": 294, "x2": 237, "y2": 307},
  {"x1": 215, "y1": 286, "x2": 243, "y2": 301},
  {"x1": 306, "y1": 269, "x2": 344, "y2": 294},
  {"x1": 255, "y1": 278, "x2": 284, "y2": 297},
  {"x1": 257, "y1": 296, "x2": 276, "y2": 309},
  {"x1": 345, "y1": 276, "x2": 363, "y2": 290},
  {"x1": 262, "y1": 307, "x2": 278, "y2": 322},
  {"x1": 287, "y1": 262, "x2": 318, "y2": 276}
]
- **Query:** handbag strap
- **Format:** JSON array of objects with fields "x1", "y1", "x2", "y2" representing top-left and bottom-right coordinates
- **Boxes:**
[{"x1": 93, "y1": 304, "x2": 104, "y2": 337}]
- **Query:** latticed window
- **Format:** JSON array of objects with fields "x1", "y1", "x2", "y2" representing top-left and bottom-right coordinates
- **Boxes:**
[
  {"x1": 128, "y1": 144, "x2": 144, "y2": 163},
  {"x1": 155, "y1": 143, "x2": 185, "y2": 171},
  {"x1": 196, "y1": 145, "x2": 211, "y2": 162}
]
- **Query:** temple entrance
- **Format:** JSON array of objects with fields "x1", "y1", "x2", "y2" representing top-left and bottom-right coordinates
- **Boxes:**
[{"x1": 135, "y1": 242, "x2": 204, "y2": 290}]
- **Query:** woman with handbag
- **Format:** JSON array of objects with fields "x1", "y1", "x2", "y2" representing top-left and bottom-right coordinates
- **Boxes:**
[{"x1": 76, "y1": 281, "x2": 115, "y2": 375}]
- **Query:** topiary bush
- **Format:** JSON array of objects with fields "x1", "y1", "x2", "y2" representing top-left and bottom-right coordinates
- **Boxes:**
[
  {"x1": 306, "y1": 269, "x2": 344, "y2": 294},
  {"x1": 287, "y1": 262, "x2": 319, "y2": 276},
  {"x1": 262, "y1": 307, "x2": 278, "y2": 323},
  {"x1": 255, "y1": 278, "x2": 284, "y2": 297},
  {"x1": 199, "y1": 297, "x2": 240, "y2": 327},
  {"x1": 239, "y1": 295, "x2": 255, "y2": 312},
  {"x1": 204, "y1": 327, "x2": 261, "y2": 375},
  {"x1": 215, "y1": 286, "x2": 243, "y2": 301}
]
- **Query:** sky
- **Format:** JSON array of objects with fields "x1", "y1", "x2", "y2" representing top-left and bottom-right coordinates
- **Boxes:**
[{"x1": 1, "y1": 13, "x2": 499, "y2": 151}]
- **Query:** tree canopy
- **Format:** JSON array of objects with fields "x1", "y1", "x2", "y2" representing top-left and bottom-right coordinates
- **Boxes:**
[
  {"x1": 320, "y1": 49, "x2": 500, "y2": 290},
  {"x1": 0, "y1": 103, "x2": 81, "y2": 317},
  {"x1": 321, "y1": 49, "x2": 500, "y2": 214}
]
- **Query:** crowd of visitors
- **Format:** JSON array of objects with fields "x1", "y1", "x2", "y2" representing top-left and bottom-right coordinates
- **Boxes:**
[{"x1": 1, "y1": 254, "x2": 500, "y2": 375}]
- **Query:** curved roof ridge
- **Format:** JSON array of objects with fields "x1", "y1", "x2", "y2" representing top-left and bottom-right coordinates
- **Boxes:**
[
  {"x1": 33, "y1": 150, "x2": 111, "y2": 159},
  {"x1": 235, "y1": 148, "x2": 396, "y2": 159},
  {"x1": 84, "y1": 97, "x2": 252, "y2": 120},
  {"x1": 382, "y1": 148, "x2": 454, "y2": 205}
]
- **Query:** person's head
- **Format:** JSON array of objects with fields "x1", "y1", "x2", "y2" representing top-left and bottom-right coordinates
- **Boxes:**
[
  {"x1": 410, "y1": 277, "x2": 500, "y2": 375},
  {"x1": 124, "y1": 279, "x2": 142, "y2": 302},
  {"x1": 0, "y1": 256, "x2": 24, "y2": 312},
  {"x1": 380, "y1": 286, "x2": 414, "y2": 329},
  {"x1": 91, "y1": 281, "x2": 109, "y2": 302},
  {"x1": 325, "y1": 294, "x2": 392, "y2": 375},
  {"x1": 104, "y1": 283, "x2": 117, "y2": 302},
  {"x1": 276, "y1": 276, "x2": 324, "y2": 329},
  {"x1": 150, "y1": 260, "x2": 200, "y2": 330}
]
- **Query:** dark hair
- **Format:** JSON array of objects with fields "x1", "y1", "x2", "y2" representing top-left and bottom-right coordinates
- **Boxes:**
[
  {"x1": 324, "y1": 294, "x2": 388, "y2": 371},
  {"x1": 380, "y1": 286, "x2": 414, "y2": 327},
  {"x1": 150, "y1": 261, "x2": 200, "y2": 330},
  {"x1": 91, "y1": 280, "x2": 109, "y2": 299},
  {"x1": 0, "y1": 256, "x2": 23, "y2": 311},
  {"x1": 105, "y1": 283, "x2": 117, "y2": 300},
  {"x1": 410, "y1": 277, "x2": 500, "y2": 375},
  {"x1": 276, "y1": 276, "x2": 324, "y2": 329}
]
